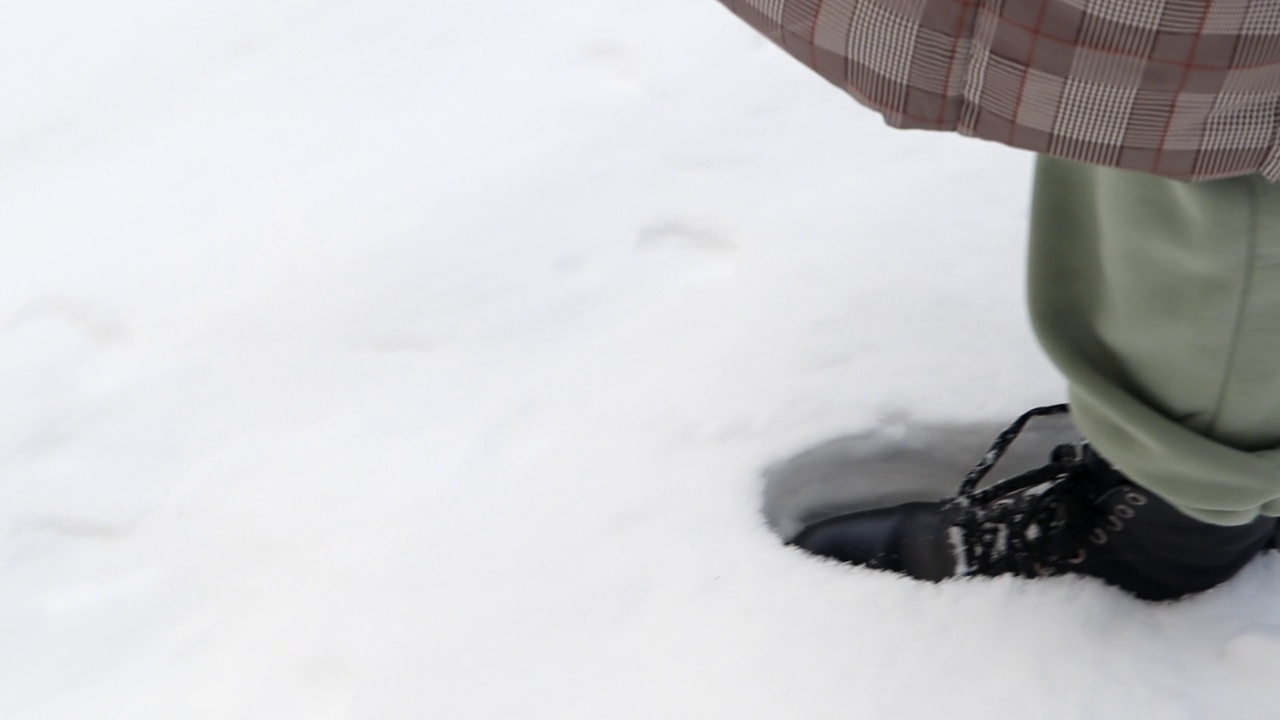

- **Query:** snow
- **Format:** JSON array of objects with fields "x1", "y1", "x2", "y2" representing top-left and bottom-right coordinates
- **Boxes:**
[{"x1": 3, "y1": 1, "x2": 1280, "y2": 718}]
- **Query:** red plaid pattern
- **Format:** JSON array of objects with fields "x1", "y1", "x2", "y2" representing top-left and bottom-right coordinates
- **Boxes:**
[{"x1": 717, "y1": 0, "x2": 1280, "y2": 181}]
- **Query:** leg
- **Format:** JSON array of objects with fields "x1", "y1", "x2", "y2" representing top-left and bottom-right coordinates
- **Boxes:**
[
  {"x1": 790, "y1": 157, "x2": 1280, "y2": 599},
  {"x1": 1030, "y1": 156, "x2": 1280, "y2": 526}
]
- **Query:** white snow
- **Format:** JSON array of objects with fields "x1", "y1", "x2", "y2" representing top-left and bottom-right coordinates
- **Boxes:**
[{"x1": 3, "y1": 1, "x2": 1280, "y2": 718}]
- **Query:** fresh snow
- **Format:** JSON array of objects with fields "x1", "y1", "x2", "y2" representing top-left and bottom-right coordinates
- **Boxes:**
[{"x1": 4, "y1": 1, "x2": 1280, "y2": 718}]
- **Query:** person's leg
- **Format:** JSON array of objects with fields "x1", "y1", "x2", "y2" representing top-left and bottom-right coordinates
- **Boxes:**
[
  {"x1": 789, "y1": 157, "x2": 1280, "y2": 599},
  {"x1": 1029, "y1": 156, "x2": 1280, "y2": 527}
]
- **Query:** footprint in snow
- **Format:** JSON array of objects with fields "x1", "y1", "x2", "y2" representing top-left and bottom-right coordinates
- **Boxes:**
[
  {"x1": 634, "y1": 219, "x2": 739, "y2": 284},
  {"x1": 1, "y1": 296, "x2": 126, "y2": 347}
]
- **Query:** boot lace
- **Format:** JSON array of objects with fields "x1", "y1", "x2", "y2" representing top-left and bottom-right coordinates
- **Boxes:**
[{"x1": 945, "y1": 404, "x2": 1107, "y2": 578}]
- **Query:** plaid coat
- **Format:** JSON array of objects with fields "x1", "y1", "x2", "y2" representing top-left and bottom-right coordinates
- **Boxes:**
[{"x1": 716, "y1": 0, "x2": 1280, "y2": 181}]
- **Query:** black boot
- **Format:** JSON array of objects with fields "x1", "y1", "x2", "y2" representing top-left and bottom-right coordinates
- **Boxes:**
[{"x1": 790, "y1": 405, "x2": 1277, "y2": 600}]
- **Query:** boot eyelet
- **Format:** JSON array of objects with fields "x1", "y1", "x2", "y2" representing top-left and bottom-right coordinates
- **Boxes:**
[
  {"x1": 1090, "y1": 528, "x2": 1108, "y2": 545},
  {"x1": 1114, "y1": 506, "x2": 1136, "y2": 519},
  {"x1": 1125, "y1": 492, "x2": 1148, "y2": 506},
  {"x1": 1051, "y1": 444, "x2": 1078, "y2": 463},
  {"x1": 1107, "y1": 516, "x2": 1124, "y2": 531}
]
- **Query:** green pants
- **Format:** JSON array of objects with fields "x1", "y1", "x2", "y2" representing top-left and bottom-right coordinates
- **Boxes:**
[{"x1": 1030, "y1": 156, "x2": 1280, "y2": 526}]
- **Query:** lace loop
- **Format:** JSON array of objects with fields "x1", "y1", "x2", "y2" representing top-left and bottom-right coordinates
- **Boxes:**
[
  {"x1": 958, "y1": 404, "x2": 1070, "y2": 495},
  {"x1": 946, "y1": 404, "x2": 1111, "y2": 579}
]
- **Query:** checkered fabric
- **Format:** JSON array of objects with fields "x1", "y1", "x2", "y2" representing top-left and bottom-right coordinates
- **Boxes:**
[{"x1": 717, "y1": 0, "x2": 1280, "y2": 181}]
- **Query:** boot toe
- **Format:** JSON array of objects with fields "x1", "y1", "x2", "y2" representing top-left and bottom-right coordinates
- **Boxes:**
[{"x1": 791, "y1": 501, "x2": 951, "y2": 578}]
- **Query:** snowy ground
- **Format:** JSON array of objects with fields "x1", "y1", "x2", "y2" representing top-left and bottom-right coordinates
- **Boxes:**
[{"x1": 4, "y1": 1, "x2": 1280, "y2": 718}]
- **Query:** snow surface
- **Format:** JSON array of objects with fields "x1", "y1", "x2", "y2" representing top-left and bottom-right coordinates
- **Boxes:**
[{"x1": 4, "y1": 1, "x2": 1280, "y2": 718}]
